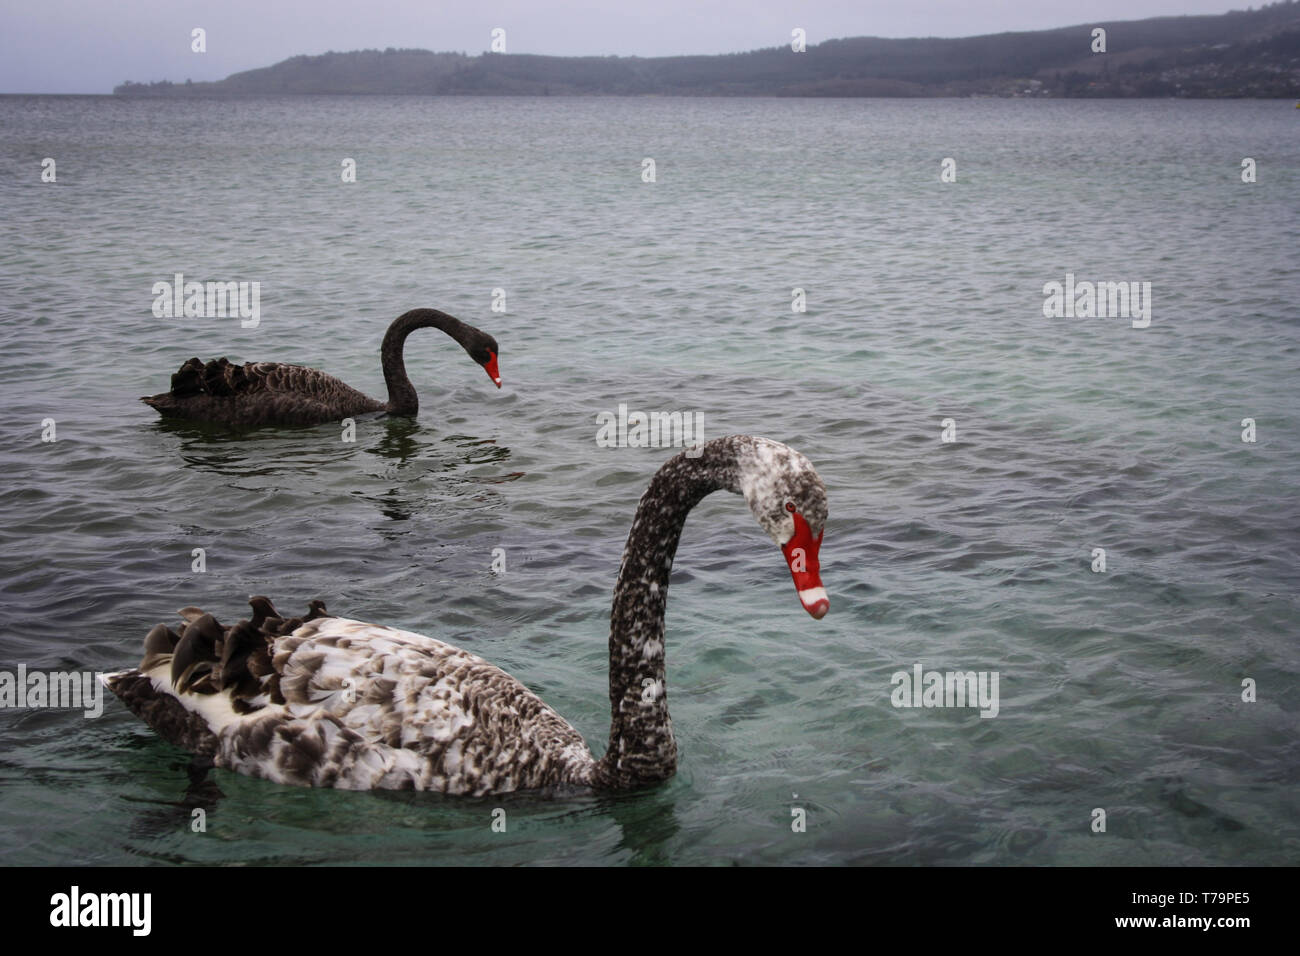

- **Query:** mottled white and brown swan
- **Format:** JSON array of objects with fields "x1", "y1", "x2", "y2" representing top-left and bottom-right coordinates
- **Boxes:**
[
  {"x1": 142, "y1": 308, "x2": 501, "y2": 427},
  {"x1": 104, "y1": 436, "x2": 828, "y2": 794}
]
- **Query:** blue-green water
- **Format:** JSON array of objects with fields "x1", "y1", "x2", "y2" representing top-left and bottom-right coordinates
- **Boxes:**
[{"x1": 0, "y1": 96, "x2": 1297, "y2": 865}]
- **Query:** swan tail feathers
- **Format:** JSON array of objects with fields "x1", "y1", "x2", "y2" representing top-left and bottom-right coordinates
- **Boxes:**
[
  {"x1": 140, "y1": 394, "x2": 176, "y2": 413},
  {"x1": 104, "y1": 668, "x2": 223, "y2": 757},
  {"x1": 105, "y1": 599, "x2": 334, "y2": 749}
]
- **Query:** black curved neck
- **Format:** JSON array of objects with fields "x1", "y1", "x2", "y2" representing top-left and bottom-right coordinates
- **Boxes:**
[
  {"x1": 594, "y1": 439, "x2": 743, "y2": 789},
  {"x1": 380, "y1": 309, "x2": 470, "y2": 416}
]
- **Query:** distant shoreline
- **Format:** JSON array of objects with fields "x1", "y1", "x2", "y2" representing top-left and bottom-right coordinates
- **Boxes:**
[
  {"x1": 6, "y1": 92, "x2": 1298, "y2": 102},
  {"x1": 108, "y1": 7, "x2": 1300, "y2": 100}
]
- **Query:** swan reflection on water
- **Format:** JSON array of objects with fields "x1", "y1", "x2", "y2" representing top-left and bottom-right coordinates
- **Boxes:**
[
  {"x1": 149, "y1": 413, "x2": 520, "y2": 525},
  {"x1": 120, "y1": 758, "x2": 681, "y2": 865}
]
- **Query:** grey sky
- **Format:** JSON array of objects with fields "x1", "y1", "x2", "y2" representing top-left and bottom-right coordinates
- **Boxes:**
[{"x1": 1, "y1": 0, "x2": 1249, "y2": 94}]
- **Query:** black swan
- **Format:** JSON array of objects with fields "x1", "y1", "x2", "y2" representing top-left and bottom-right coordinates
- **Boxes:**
[
  {"x1": 141, "y1": 308, "x2": 501, "y2": 427},
  {"x1": 104, "y1": 436, "x2": 828, "y2": 794}
]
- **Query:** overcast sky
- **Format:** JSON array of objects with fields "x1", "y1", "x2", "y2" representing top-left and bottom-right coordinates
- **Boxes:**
[{"x1": 1, "y1": 0, "x2": 1250, "y2": 93}]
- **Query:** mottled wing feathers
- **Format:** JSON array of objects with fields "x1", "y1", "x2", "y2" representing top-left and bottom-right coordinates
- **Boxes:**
[
  {"x1": 106, "y1": 603, "x2": 596, "y2": 794},
  {"x1": 254, "y1": 618, "x2": 593, "y2": 792}
]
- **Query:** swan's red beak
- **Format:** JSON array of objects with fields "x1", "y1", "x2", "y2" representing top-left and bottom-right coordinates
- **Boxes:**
[
  {"x1": 781, "y1": 511, "x2": 828, "y2": 619},
  {"x1": 483, "y1": 352, "x2": 501, "y2": 388}
]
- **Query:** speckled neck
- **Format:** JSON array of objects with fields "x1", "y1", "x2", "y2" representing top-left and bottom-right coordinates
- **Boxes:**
[
  {"x1": 380, "y1": 309, "x2": 471, "y2": 416},
  {"x1": 592, "y1": 438, "x2": 750, "y2": 789}
]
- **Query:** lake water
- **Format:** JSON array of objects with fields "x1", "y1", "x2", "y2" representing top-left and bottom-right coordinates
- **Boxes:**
[{"x1": 0, "y1": 95, "x2": 1297, "y2": 865}]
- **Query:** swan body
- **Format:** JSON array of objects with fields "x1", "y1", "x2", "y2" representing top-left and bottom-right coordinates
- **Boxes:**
[
  {"x1": 141, "y1": 308, "x2": 501, "y2": 428},
  {"x1": 109, "y1": 611, "x2": 594, "y2": 793},
  {"x1": 105, "y1": 436, "x2": 829, "y2": 794}
]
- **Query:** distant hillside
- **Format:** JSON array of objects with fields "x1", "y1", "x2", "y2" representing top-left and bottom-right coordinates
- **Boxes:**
[{"x1": 116, "y1": 2, "x2": 1300, "y2": 98}]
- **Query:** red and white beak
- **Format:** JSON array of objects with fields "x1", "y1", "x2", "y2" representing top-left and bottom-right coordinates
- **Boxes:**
[
  {"x1": 484, "y1": 351, "x2": 501, "y2": 388},
  {"x1": 781, "y1": 511, "x2": 828, "y2": 619}
]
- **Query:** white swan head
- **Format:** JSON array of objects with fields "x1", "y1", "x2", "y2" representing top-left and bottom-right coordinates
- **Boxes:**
[{"x1": 736, "y1": 438, "x2": 829, "y2": 619}]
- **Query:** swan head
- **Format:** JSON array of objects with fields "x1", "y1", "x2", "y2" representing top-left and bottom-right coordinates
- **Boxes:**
[
  {"x1": 736, "y1": 438, "x2": 829, "y2": 619},
  {"x1": 465, "y1": 331, "x2": 501, "y2": 388}
]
